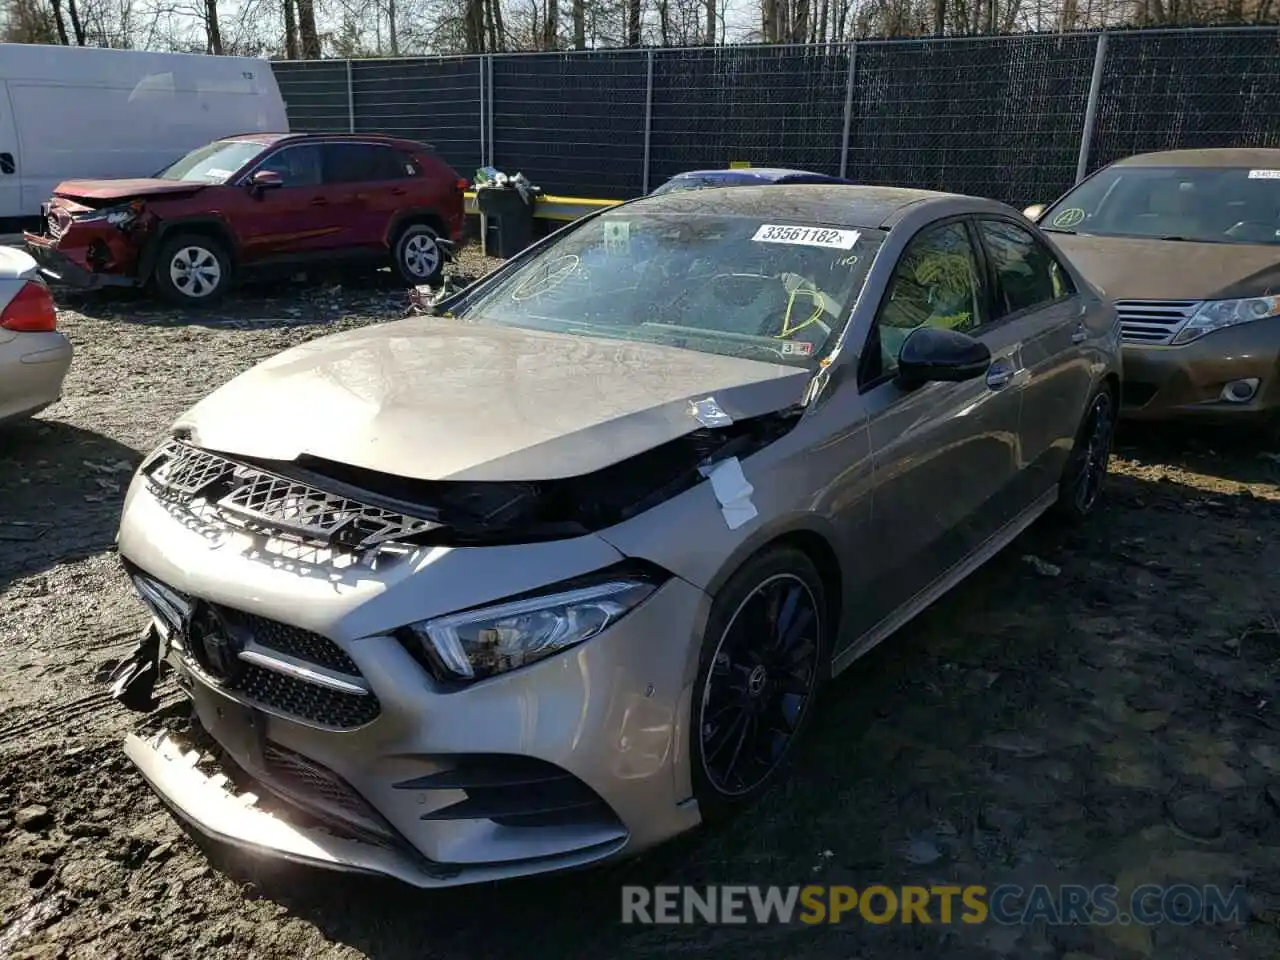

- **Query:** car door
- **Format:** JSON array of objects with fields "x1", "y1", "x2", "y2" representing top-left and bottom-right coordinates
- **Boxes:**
[
  {"x1": 975, "y1": 218, "x2": 1095, "y2": 502},
  {"x1": 320, "y1": 142, "x2": 414, "y2": 255},
  {"x1": 848, "y1": 219, "x2": 1029, "y2": 635},
  {"x1": 233, "y1": 143, "x2": 345, "y2": 262}
]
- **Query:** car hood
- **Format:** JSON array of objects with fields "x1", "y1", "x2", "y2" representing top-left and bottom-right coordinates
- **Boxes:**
[
  {"x1": 53, "y1": 178, "x2": 209, "y2": 203},
  {"x1": 1050, "y1": 233, "x2": 1280, "y2": 301},
  {"x1": 175, "y1": 318, "x2": 812, "y2": 482}
]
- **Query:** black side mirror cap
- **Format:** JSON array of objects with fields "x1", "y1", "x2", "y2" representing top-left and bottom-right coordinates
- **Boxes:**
[{"x1": 895, "y1": 326, "x2": 992, "y2": 390}]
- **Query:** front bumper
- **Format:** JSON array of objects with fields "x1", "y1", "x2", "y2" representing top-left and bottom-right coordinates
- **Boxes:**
[
  {"x1": 116, "y1": 470, "x2": 708, "y2": 886},
  {"x1": 1120, "y1": 319, "x2": 1280, "y2": 423},
  {"x1": 24, "y1": 233, "x2": 137, "y2": 290}
]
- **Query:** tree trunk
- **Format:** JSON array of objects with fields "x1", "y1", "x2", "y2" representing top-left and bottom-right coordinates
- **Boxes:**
[
  {"x1": 704, "y1": 0, "x2": 715, "y2": 43},
  {"x1": 626, "y1": 0, "x2": 641, "y2": 45},
  {"x1": 387, "y1": 0, "x2": 399, "y2": 54},
  {"x1": 465, "y1": 0, "x2": 486, "y2": 51},
  {"x1": 762, "y1": 0, "x2": 776, "y2": 40},
  {"x1": 543, "y1": 0, "x2": 558, "y2": 48},
  {"x1": 792, "y1": 0, "x2": 809, "y2": 41},
  {"x1": 205, "y1": 0, "x2": 223, "y2": 53},
  {"x1": 296, "y1": 0, "x2": 321, "y2": 58},
  {"x1": 283, "y1": 0, "x2": 299, "y2": 58},
  {"x1": 68, "y1": 0, "x2": 86, "y2": 44},
  {"x1": 658, "y1": 0, "x2": 670, "y2": 44},
  {"x1": 573, "y1": 0, "x2": 586, "y2": 47},
  {"x1": 51, "y1": 0, "x2": 71, "y2": 44},
  {"x1": 933, "y1": 0, "x2": 945, "y2": 34}
]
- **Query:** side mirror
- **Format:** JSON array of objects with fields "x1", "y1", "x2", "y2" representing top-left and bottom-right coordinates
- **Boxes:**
[
  {"x1": 895, "y1": 326, "x2": 991, "y2": 390},
  {"x1": 248, "y1": 169, "x2": 283, "y2": 192},
  {"x1": 1022, "y1": 203, "x2": 1047, "y2": 222}
]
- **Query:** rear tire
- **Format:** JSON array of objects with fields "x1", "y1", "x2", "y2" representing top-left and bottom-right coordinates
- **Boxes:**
[
  {"x1": 392, "y1": 223, "x2": 445, "y2": 288},
  {"x1": 690, "y1": 546, "x2": 829, "y2": 822},
  {"x1": 1054, "y1": 384, "x2": 1117, "y2": 521},
  {"x1": 153, "y1": 234, "x2": 232, "y2": 306}
]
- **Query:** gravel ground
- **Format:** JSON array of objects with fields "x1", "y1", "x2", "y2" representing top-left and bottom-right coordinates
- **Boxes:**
[{"x1": 2, "y1": 259, "x2": 1280, "y2": 959}]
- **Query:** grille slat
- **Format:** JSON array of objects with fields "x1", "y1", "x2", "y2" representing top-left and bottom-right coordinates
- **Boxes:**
[
  {"x1": 1115, "y1": 299, "x2": 1201, "y2": 346},
  {"x1": 143, "y1": 438, "x2": 437, "y2": 551},
  {"x1": 129, "y1": 567, "x2": 378, "y2": 730}
]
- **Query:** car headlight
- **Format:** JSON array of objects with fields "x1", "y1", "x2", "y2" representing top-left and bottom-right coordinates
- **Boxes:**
[
  {"x1": 74, "y1": 201, "x2": 141, "y2": 229},
  {"x1": 1172, "y1": 296, "x2": 1280, "y2": 345},
  {"x1": 406, "y1": 577, "x2": 658, "y2": 682}
]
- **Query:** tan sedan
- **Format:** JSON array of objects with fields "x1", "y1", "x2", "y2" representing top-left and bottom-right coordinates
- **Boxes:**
[
  {"x1": 1024, "y1": 148, "x2": 1280, "y2": 430},
  {"x1": 0, "y1": 247, "x2": 72, "y2": 426}
]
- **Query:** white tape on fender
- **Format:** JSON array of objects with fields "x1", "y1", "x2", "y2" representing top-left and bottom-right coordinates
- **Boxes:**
[{"x1": 699, "y1": 457, "x2": 758, "y2": 530}]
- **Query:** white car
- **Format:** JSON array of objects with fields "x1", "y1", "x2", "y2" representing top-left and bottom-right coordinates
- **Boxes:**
[{"x1": 0, "y1": 247, "x2": 72, "y2": 425}]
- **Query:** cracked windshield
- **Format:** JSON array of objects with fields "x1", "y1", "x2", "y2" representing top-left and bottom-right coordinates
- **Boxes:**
[{"x1": 453, "y1": 212, "x2": 885, "y2": 366}]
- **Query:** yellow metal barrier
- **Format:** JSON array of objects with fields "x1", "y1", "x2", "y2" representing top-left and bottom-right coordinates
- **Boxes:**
[{"x1": 464, "y1": 191, "x2": 624, "y2": 223}]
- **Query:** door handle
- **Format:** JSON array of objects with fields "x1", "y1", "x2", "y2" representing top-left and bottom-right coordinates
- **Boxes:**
[
  {"x1": 1071, "y1": 328, "x2": 1088, "y2": 344},
  {"x1": 390, "y1": 188, "x2": 407, "y2": 196},
  {"x1": 986, "y1": 364, "x2": 1015, "y2": 389},
  {"x1": 310, "y1": 197, "x2": 328, "y2": 206}
]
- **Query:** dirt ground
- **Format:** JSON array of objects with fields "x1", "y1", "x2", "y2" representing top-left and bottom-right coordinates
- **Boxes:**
[{"x1": 2, "y1": 257, "x2": 1280, "y2": 960}]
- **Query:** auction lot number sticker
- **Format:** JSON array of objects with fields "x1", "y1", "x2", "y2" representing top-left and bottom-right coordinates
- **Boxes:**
[{"x1": 753, "y1": 224, "x2": 861, "y2": 250}]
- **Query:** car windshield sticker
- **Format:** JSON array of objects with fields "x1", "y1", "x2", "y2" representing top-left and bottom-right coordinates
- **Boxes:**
[
  {"x1": 1248, "y1": 169, "x2": 1280, "y2": 180},
  {"x1": 602, "y1": 220, "x2": 630, "y2": 255},
  {"x1": 753, "y1": 225, "x2": 860, "y2": 250},
  {"x1": 205, "y1": 168, "x2": 234, "y2": 180},
  {"x1": 780, "y1": 340, "x2": 815, "y2": 357},
  {"x1": 1052, "y1": 208, "x2": 1086, "y2": 228}
]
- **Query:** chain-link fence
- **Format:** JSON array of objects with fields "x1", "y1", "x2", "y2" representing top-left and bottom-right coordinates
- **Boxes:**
[{"x1": 272, "y1": 27, "x2": 1280, "y2": 207}]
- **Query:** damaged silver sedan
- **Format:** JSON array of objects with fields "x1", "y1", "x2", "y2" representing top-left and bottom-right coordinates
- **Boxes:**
[{"x1": 112, "y1": 185, "x2": 1122, "y2": 887}]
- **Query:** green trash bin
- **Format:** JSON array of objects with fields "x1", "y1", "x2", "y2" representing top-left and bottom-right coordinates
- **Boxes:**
[{"x1": 476, "y1": 186, "x2": 536, "y2": 259}]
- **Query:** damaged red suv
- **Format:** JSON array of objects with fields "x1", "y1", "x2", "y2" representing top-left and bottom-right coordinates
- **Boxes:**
[{"x1": 24, "y1": 133, "x2": 467, "y2": 305}]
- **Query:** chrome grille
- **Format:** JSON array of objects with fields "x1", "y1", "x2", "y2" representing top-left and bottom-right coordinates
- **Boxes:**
[
  {"x1": 143, "y1": 438, "x2": 438, "y2": 551},
  {"x1": 128, "y1": 566, "x2": 380, "y2": 730},
  {"x1": 1115, "y1": 299, "x2": 1201, "y2": 346}
]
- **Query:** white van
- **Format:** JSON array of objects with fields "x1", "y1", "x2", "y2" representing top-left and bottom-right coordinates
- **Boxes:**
[{"x1": 0, "y1": 44, "x2": 288, "y2": 221}]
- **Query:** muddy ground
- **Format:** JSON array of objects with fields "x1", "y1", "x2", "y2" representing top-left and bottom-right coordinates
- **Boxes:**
[{"x1": 2, "y1": 258, "x2": 1280, "y2": 959}]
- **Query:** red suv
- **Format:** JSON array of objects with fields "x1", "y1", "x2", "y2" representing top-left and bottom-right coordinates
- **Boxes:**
[{"x1": 24, "y1": 133, "x2": 467, "y2": 305}]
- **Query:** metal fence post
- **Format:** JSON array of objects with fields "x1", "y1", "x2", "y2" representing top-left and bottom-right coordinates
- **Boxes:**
[
  {"x1": 486, "y1": 55, "x2": 496, "y2": 168},
  {"x1": 1076, "y1": 31, "x2": 1108, "y2": 185},
  {"x1": 478, "y1": 56, "x2": 486, "y2": 173},
  {"x1": 345, "y1": 60, "x2": 355, "y2": 133},
  {"x1": 839, "y1": 41, "x2": 857, "y2": 180},
  {"x1": 642, "y1": 49, "x2": 655, "y2": 195}
]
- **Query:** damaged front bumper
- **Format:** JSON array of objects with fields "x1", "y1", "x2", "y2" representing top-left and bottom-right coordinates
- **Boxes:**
[
  {"x1": 23, "y1": 233, "x2": 137, "y2": 290},
  {"x1": 125, "y1": 730, "x2": 634, "y2": 887},
  {"x1": 114, "y1": 449, "x2": 713, "y2": 885}
]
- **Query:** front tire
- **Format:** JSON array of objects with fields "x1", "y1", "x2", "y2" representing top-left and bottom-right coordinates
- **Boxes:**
[
  {"x1": 153, "y1": 234, "x2": 231, "y2": 306},
  {"x1": 393, "y1": 223, "x2": 445, "y2": 287},
  {"x1": 1055, "y1": 384, "x2": 1117, "y2": 521},
  {"x1": 691, "y1": 546, "x2": 829, "y2": 820}
]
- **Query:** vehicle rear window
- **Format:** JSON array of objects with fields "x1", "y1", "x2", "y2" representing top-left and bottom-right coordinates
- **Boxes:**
[
  {"x1": 323, "y1": 143, "x2": 414, "y2": 184},
  {"x1": 1042, "y1": 165, "x2": 1280, "y2": 245},
  {"x1": 454, "y1": 211, "x2": 885, "y2": 367}
]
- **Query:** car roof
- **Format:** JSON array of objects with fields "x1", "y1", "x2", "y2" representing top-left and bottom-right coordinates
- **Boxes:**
[
  {"x1": 626, "y1": 183, "x2": 994, "y2": 229},
  {"x1": 1111, "y1": 148, "x2": 1280, "y2": 169},
  {"x1": 669, "y1": 168, "x2": 839, "y2": 181},
  {"x1": 219, "y1": 131, "x2": 430, "y2": 150}
]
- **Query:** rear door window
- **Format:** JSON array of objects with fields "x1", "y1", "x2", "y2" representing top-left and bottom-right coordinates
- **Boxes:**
[
  {"x1": 976, "y1": 220, "x2": 1075, "y2": 320},
  {"x1": 323, "y1": 143, "x2": 414, "y2": 184}
]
